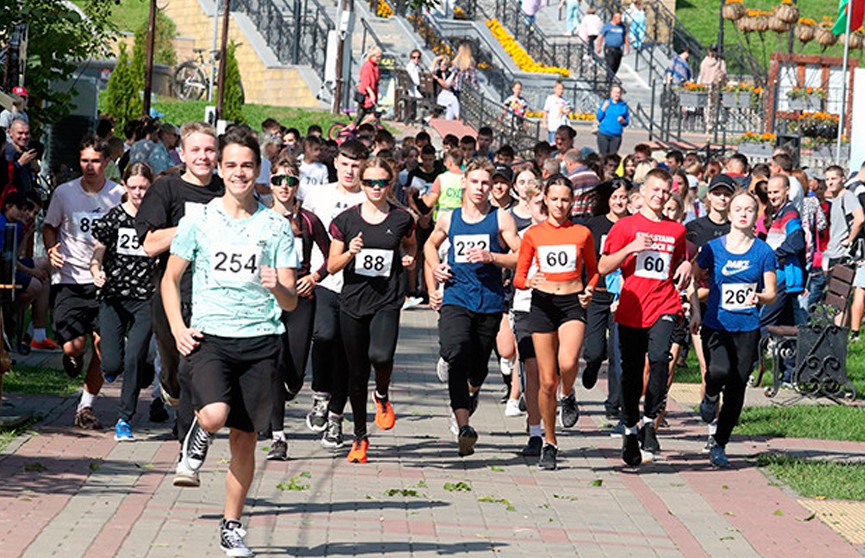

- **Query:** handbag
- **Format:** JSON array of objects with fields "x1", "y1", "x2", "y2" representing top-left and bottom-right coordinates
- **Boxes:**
[{"x1": 354, "y1": 90, "x2": 366, "y2": 105}]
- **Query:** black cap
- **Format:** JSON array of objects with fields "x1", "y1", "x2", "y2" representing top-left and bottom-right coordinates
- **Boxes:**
[
  {"x1": 708, "y1": 173, "x2": 737, "y2": 193},
  {"x1": 492, "y1": 164, "x2": 514, "y2": 184}
]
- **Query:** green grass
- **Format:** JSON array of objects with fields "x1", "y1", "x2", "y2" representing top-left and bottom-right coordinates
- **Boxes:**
[
  {"x1": 73, "y1": 0, "x2": 152, "y2": 33},
  {"x1": 2, "y1": 364, "x2": 81, "y2": 397},
  {"x1": 757, "y1": 453, "x2": 865, "y2": 500},
  {"x1": 152, "y1": 99, "x2": 342, "y2": 132},
  {"x1": 734, "y1": 404, "x2": 865, "y2": 441},
  {"x1": 675, "y1": 0, "x2": 850, "y2": 71}
]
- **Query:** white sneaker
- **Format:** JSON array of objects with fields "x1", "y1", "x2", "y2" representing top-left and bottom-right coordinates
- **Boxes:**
[
  {"x1": 173, "y1": 457, "x2": 200, "y2": 487},
  {"x1": 499, "y1": 357, "x2": 514, "y2": 377},
  {"x1": 436, "y1": 357, "x2": 449, "y2": 383},
  {"x1": 448, "y1": 412, "x2": 459, "y2": 437},
  {"x1": 504, "y1": 398, "x2": 523, "y2": 417},
  {"x1": 402, "y1": 296, "x2": 423, "y2": 310}
]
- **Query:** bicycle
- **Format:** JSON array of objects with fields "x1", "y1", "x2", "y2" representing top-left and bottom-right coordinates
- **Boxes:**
[
  {"x1": 173, "y1": 48, "x2": 217, "y2": 101},
  {"x1": 327, "y1": 106, "x2": 386, "y2": 144}
]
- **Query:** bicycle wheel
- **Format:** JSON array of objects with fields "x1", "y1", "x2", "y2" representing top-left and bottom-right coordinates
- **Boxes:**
[
  {"x1": 328, "y1": 122, "x2": 349, "y2": 142},
  {"x1": 174, "y1": 61, "x2": 208, "y2": 101}
]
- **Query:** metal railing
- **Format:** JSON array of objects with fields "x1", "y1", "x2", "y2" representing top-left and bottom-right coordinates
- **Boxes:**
[{"x1": 460, "y1": 87, "x2": 542, "y2": 155}]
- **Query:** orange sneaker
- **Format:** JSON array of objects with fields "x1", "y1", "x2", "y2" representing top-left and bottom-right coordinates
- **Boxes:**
[
  {"x1": 31, "y1": 338, "x2": 61, "y2": 351},
  {"x1": 373, "y1": 392, "x2": 395, "y2": 431},
  {"x1": 347, "y1": 437, "x2": 369, "y2": 463}
]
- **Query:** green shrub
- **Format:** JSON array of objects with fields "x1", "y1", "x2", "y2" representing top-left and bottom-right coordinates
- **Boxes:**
[{"x1": 103, "y1": 43, "x2": 142, "y2": 131}]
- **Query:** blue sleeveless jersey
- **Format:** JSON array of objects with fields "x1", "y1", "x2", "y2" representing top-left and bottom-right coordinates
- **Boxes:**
[{"x1": 442, "y1": 208, "x2": 507, "y2": 314}]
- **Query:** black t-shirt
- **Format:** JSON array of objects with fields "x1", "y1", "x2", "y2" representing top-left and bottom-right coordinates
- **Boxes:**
[
  {"x1": 329, "y1": 203, "x2": 414, "y2": 318},
  {"x1": 134, "y1": 172, "x2": 224, "y2": 301},
  {"x1": 92, "y1": 205, "x2": 157, "y2": 301},
  {"x1": 586, "y1": 214, "x2": 616, "y2": 285},
  {"x1": 685, "y1": 216, "x2": 730, "y2": 251}
]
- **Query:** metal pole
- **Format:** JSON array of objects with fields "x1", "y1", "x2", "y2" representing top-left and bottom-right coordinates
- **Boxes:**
[
  {"x1": 142, "y1": 0, "x2": 157, "y2": 116},
  {"x1": 209, "y1": 0, "x2": 219, "y2": 102},
  {"x1": 837, "y1": 5, "x2": 852, "y2": 161},
  {"x1": 334, "y1": 0, "x2": 349, "y2": 115},
  {"x1": 215, "y1": 0, "x2": 230, "y2": 118}
]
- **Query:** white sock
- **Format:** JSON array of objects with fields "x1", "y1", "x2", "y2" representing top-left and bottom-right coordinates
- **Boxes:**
[
  {"x1": 625, "y1": 425, "x2": 639, "y2": 436},
  {"x1": 642, "y1": 416, "x2": 655, "y2": 426},
  {"x1": 272, "y1": 431, "x2": 286, "y2": 442},
  {"x1": 529, "y1": 424, "x2": 542, "y2": 438},
  {"x1": 499, "y1": 357, "x2": 514, "y2": 376},
  {"x1": 327, "y1": 411, "x2": 342, "y2": 420},
  {"x1": 375, "y1": 390, "x2": 388, "y2": 401},
  {"x1": 708, "y1": 422, "x2": 718, "y2": 436},
  {"x1": 32, "y1": 328, "x2": 46, "y2": 342},
  {"x1": 77, "y1": 390, "x2": 96, "y2": 412}
]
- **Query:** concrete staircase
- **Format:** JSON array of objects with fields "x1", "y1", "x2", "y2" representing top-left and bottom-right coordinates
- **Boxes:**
[{"x1": 164, "y1": 0, "x2": 324, "y2": 108}]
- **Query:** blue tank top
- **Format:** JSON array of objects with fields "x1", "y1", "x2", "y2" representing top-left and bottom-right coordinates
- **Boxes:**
[{"x1": 443, "y1": 207, "x2": 507, "y2": 314}]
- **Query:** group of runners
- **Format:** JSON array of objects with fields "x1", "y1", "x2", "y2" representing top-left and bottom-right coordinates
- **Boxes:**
[{"x1": 35, "y1": 119, "x2": 799, "y2": 557}]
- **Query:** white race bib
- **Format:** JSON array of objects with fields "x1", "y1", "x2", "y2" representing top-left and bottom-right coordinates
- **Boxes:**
[
  {"x1": 453, "y1": 234, "x2": 489, "y2": 263},
  {"x1": 71, "y1": 211, "x2": 97, "y2": 239},
  {"x1": 116, "y1": 227, "x2": 147, "y2": 257},
  {"x1": 538, "y1": 244, "x2": 577, "y2": 274},
  {"x1": 211, "y1": 244, "x2": 261, "y2": 283},
  {"x1": 721, "y1": 282, "x2": 757, "y2": 311},
  {"x1": 355, "y1": 248, "x2": 393, "y2": 278},
  {"x1": 634, "y1": 250, "x2": 672, "y2": 280}
]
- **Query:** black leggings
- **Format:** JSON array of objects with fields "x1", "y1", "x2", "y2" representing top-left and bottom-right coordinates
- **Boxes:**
[
  {"x1": 438, "y1": 304, "x2": 501, "y2": 411},
  {"x1": 311, "y1": 286, "x2": 348, "y2": 413},
  {"x1": 582, "y1": 291, "x2": 613, "y2": 382},
  {"x1": 270, "y1": 295, "x2": 316, "y2": 433},
  {"x1": 619, "y1": 314, "x2": 678, "y2": 428},
  {"x1": 151, "y1": 289, "x2": 195, "y2": 443},
  {"x1": 340, "y1": 308, "x2": 401, "y2": 438},
  {"x1": 701, "y1": 326, "x2": 761, "y2": 447}
]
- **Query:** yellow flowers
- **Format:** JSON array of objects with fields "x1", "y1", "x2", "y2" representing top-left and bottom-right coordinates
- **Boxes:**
[
  {"x1": 740, "y1": 131, "x2": 776, "y2": 143},
  {"x1": 798, "y1": 17, "x2": 817, "y2": 26},
  {"x1": 525, "y1": 111, "x2": 595, "y2": 120},
  {"x1": 725, "y1": 0, "x2": 743, "y2": 4},
  {"x1": 681, "y1": 82, "x2": 707, "y2": 92},
  {"x1": 376, "y1": 0, "x2": 393, "y2": 17},
  {"x1": 486, "y1": 19, "x2": 571, "y2": 77}
]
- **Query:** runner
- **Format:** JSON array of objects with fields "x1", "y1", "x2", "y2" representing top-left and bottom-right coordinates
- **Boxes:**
[
  {"x1": 581, "y1": 178, "x2": 632, "y2": 426},
  {"x1": 690, "y1": 191, "x2": 777, "y2": 467},
  {"x1": 43, "y1": 134, "x2": 124, "y2": 430},
  {"x1": 598, "y1": 168, "x2": 690, "y2": 466},
  {"x1": 135, "y1": 121, "x2": 223, "y2": 487},
  {"x1": 300, "y1": 139, "x2": 367, "y2": 448},
  {"x1": 327, "y1": 156, "x2": 416, "y2": 463},
  {"x1": 162, "y1": 126, "x2": 299, "y2": 557},
  {"x1": 424, "y1": 158, "x2": 521, "y2": 456},
  {"x1": 90, "y1": 162, "x2": 157, "y2": 441},
  {"x1": 266, "y1": 154, "x2": 330, "y2": 461},
  {"x1": 513, "y1": 175, "x2": 598, "y2": 470}
]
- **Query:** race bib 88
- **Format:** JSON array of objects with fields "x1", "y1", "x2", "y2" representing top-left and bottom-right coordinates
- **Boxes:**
[
  {"x1": 634, "y1": 250, "x2": 672, "y2": 280},
  {"x1": 355, "y1": 248, "x2": 393, "y2": 278},
  {"x1": 211, "y1": 244, "x2": 261, "y2": 283},
  {"x1": 538, "y1": 244, "x2": 577, "y2": 274},
  {"x1": 721, "y1": 282, "x2": 757, "y2": 311},
  {"x1": 116, "y1": 227, "x2": 147, "y2": 257},
  {"x1": 453, "y1": 234, "x2": 489, "y2": 263}
]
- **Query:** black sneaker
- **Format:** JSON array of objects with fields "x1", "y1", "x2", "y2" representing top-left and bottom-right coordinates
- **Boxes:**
[
  {"x1": 321, "y1": 417, "x2": 344, "y2": 449},
  {"x1": 622, "y1": 432, "x2": 642, "y2": 467},
  {"x1": 219, "y1": 518, "x2": 253, "y2": 557},
  {"x1": 457, "y1": 424, "x2": 478, "y2": 456},
  {"x1": 181, "y1": 417, "x2": 213, "y2": 472},
  {"x1": 149, "y1": 397, "x2": 169, "y2": 423},
  {"x1": 700, "y1": 394, "x2": 719, "y2": 424},
  {"x1": 560, "y1": 392, "x2": 579, "y2": 428},
  {"x1": 306, "y1": 395, "x2": 329, "y2": 433},
  {"x1": 521, "y1": 435, "x2": 542, "y2": 457},
  {"x1": 538, "y1": 443, "x2": 558, "y2": 470},
  {"x1": 267, "y1": 439, "x2": 288, "y2": 461},
  {"x1": 518, "y1": 394, "x2": 526, "y2": 412},
  {"x1": 62, "y1": 354, "x2": 83, "y2": 378},
  {"x1": 639, "y1": 422, "x2": 660, "y2": 454},
  {"x1": 582, "y1": 365, "x2": 599, "y2": 390},
  {"x1": 468, "y1": 390, "x2": 480, "y2": 417}
]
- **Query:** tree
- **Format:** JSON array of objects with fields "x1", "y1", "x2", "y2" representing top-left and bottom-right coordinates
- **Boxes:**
[
  {"x1": 131, "y1": 11, "x2": 177, "y2": 71},
  {"x1": 103, "y1": 43, "x2": 141, "y2": 132},
  {"x1": 222, "y1": 41, "x2": 245, "y2": 124}
]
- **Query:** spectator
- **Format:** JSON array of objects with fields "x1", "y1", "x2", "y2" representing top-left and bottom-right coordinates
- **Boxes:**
[
  {"x1": 543, "y1": 80, "x2": 571, "y2": 144},
  {"x1": 625, "y1": 0, "x2": 647, "y2": 50},
  {"x1": 770, "y1": 152, "x2": 803, "y2": 216},
  {"x1": 349, "y1": 46, "x2": 382, "y2": 132},
  {"x1": 4, "y1": 118, "x2": 37, "y2": 192},
  {"x1": 127, "y1": 117, "x2": 160, "y2": 168},
  {"x1": 522, "y1": 0, "x2": 543, "y2": 29},
  {"x1": 698, "y1": 45, "x2": 727, "y2": 129},
  {"x1": 578, "y1": 7, "x2": 603, "y2": 49},
  {"x1": 0, "y1": 86, "x2": 29, "y2": 134},
  {"x1": 562, "y1": 148, "x2": 600, "y2": 219},
  {"x1": 560, "y1": 0, "x2": 581, "y2": 35},
  {"x1": 596, "y1": 13, "x2": 629, "y2": 81},
  {"x1": 432, "y1": 55, "x2": 460, "y2": 120},
  {"x1": 595, "y1": 84, "x2": 629, "y2": 155},
  {"x1": 665, "y1": 48, "x2": 692, "y2": 86},
  {"x1": 844, "y1": 161, "x2": 865, "y2": 340},
  {"x1": 405, "y1": 49, "x2": 424, "y2": 123},
  {"x1": 452, "y1": 42, "x2": 478, "y2": 102},
  {"x1": 502, "y1": 80, "x2": 529, "y2": 129},
  {"x1": 553, "y1": 125, "x2": 576, "y2": 158},
  {"x1": 145, "y1": 123, "x2": 177, "y2": 175}
]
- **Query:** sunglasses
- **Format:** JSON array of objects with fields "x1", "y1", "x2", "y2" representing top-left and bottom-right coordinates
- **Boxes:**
[
  {"x1": 362, "y1": 178, "x2": 389, "y2": 189},
  {"x1": 270, "y1": 174, "x2": 299, "y2": 187},
  {"x1": 411, "y1": 54, "x2": 421, "y2": 59}
]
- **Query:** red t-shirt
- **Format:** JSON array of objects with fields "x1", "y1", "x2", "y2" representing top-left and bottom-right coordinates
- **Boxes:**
[
  {"x1": 603, "y1": 212, "x2": 686, "y2": 328},
  {"x1": 358, "y1": 59, "x2": 380, "y2": 108}
]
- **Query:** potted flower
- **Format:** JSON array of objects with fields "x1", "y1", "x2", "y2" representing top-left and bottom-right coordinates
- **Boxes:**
[
  {"x1": 737, "y1": 131, "x2": 776, "y2": 158},
  {"x1": 807, "y1": 137, "x2": 849, "y2": 160},
  {"x1": 776, "y1": 0, "x2": 799, "y2": 24},
  {"x1": 796, "y1": 17, "x2": 816, "y2": 43},
  {"x1": 678, "y1": 82, "x2": 708, "y2": 107},
  {"x1": 816, "y1": 18, "x2": 839, "y2": 46},
  {"x1": 787, "y1": 86, "x2": 825, "y2": 111},
  {"x1": 723, "y1": 83, "x2": 759, "y2": 109},
  {"x1": 722, "y1": 0, "x2": 745, "y2": 21}
]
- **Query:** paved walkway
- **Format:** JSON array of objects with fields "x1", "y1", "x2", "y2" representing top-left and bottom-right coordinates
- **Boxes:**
[{"x1": 1, "y1": 308, "x2": 864, "y2": 557}]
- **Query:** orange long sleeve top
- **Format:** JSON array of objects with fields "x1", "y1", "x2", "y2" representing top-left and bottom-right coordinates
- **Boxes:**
[{"x1": 513, "y1": 220, "x2": 599, "y2": 290}]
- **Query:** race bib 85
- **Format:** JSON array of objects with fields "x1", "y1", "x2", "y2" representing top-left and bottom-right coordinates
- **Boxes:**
[
  {"x1": 355, "y1": 248, "x2": 393, "y2": 278},
  {"x1": 71, "y1": 211, "x2": 97, "y2": 238},
  {"x1": 211, "y1": 244, "x2": 261, "y2": 283},
  {"x1": 634, "y1": 250, "x2": 672, "y2": 280},
  {"x1": 538, "y1": 244, "x2": 577, "y2": 274},
  {"x1": 453, "y1": 234, "x2": 489, "y2": 263}
]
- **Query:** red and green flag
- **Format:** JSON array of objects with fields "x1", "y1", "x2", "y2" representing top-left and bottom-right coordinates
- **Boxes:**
[{"x1": 833, "y1": 0, "x2": 865, "y2": 35}]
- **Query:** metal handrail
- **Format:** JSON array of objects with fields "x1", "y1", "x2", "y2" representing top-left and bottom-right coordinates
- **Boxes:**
[{"x1": 460, "y1": 86, "x2": 542, "y2": 155}]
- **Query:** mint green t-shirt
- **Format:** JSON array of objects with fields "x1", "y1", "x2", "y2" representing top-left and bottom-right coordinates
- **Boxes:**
[{"x1": 170, "y1": 198, "x2": 300, "y2": 337}]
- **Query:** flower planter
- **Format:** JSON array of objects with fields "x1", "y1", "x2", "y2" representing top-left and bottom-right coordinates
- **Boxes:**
[
  {"x1": 679, "y1": 91, "x2": 708, "y2": 108},
  {"x1": 788, "y1": 94, "x2": 821, "y2": 111},
  {"x1": 723, "y1": 92, "x2": 752, "y2": 109},
  {"x1": 812, "y1": 145, "x2": 850, "y2": 160},
  {"x1": 738, "y1": 142, "x2": 774, "y2": 158}
]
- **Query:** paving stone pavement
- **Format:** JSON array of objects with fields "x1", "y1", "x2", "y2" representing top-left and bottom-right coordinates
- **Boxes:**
[{"x1": 1, "y1": 307, "x2": 864, "y2": 557}]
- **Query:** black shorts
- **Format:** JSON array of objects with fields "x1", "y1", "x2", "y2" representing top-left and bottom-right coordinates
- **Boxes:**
[
  {"x1": 186, "y1": 334, "x2": 280, "y2": 433},
  {"x1": 528, "y1": 290, "x2": 587, "y2": 333},
  {"x1": 50, "y1": 283, "x2": 99, "y2": 345},
  {"x1": 512, "y1": 310, "x2": 535, "y2": 360},
  {"x1": 672, "y1": 313, "x2": 689, "y2": 346}
]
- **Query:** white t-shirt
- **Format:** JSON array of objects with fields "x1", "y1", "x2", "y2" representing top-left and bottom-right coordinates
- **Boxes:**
[
  {"x1": 44, "y1": 178, "x2": 125, "y2": 285},
  {"x1": 788, "y1": 174, "x2": 804, "y2": 217},
  {"x1": 298, "y1": 161, "x2": 331, "y2": 201},
  {"x1": 301, "y1": 182, "x2": 366, "y2": 293},
  {"x1": 543, "y1": 94, "x2": 570, "y2": 131}
]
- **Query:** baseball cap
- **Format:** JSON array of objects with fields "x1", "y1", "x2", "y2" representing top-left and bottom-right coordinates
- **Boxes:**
[
  {"x1": 492, "y1": 164, "x2": 514, "y2": 184},
  {"x1": 708, "y1": 173, "x2": 737, "y2": 193},
  {"x1": 11, "y1": 86, "x2": 28, "y2": 98}
]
